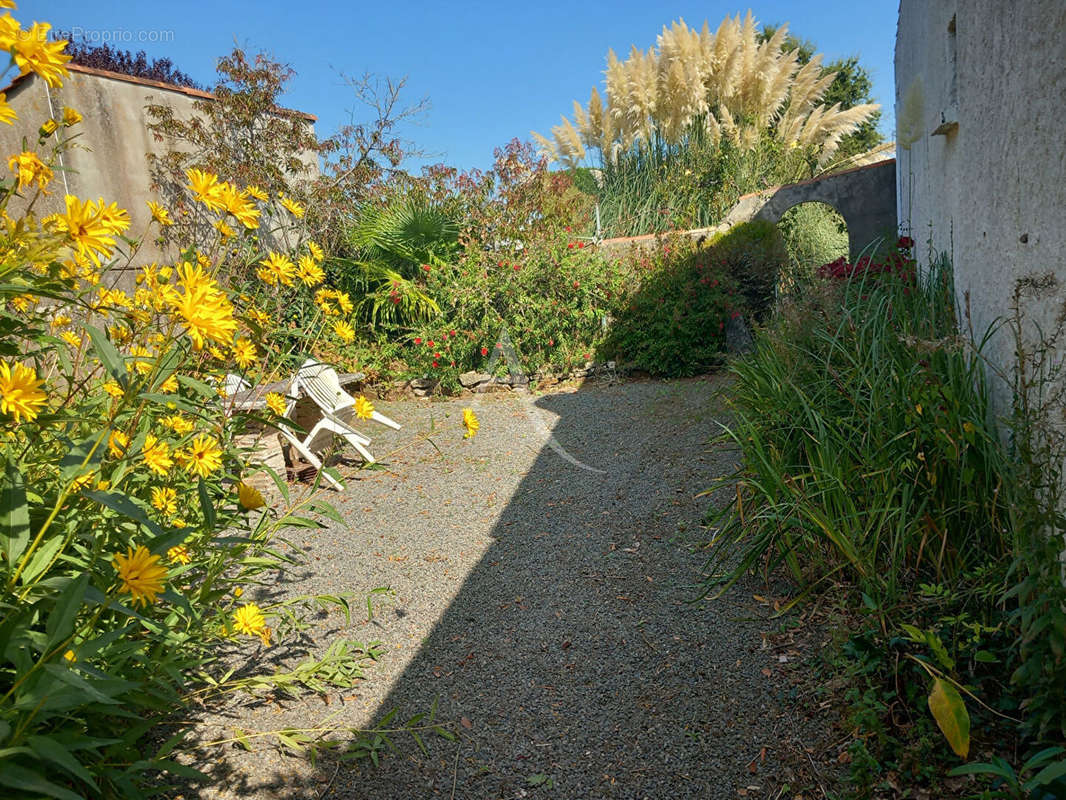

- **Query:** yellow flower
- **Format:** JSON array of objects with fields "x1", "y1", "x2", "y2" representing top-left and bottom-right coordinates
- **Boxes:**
[
  {"x1": 256, "y1": 252, "x2": 296, "y2": 287},
  {"x1": 94, "y1": 198, "x2": 131, "y2": 234},
  {"x1": 186, "y1": 168, "x2": 225, "y2": 211},
  {"x1": 160, "y1": 374, "x2": 180, "y2": 393},
  {"x1": 236, "y1": 481, "x2": 265, "y2": 510},
  {"x1": 70, "y1": 471, "x2": 96, "y2": 492},
  {"x1": 296, "y1": 254, "x2": 324, "y2": 286},
  {"x1": 167, "y1": 544, "x2": 191, "y2": 565},
  {"x1": 462, "y1": 408, "x2": 479, "y2": 439},
  {"x1": 8, "y1": 151, "x2": 52, "y2": 192},
  {"x1": 13, "y1": 22, "x2": 72, "y2": 88},
  {"x1": 232, "y1": 338, "x2": 256, "y2": 369},
  {"x1": 151, "y1": 486, "x2": 178, "y2": 516},
  {"x1": 160, "y1": 413, "x2": 193, "y2": 434},
  {"x1": 0, "y1": 93, "x2": 17, "y2": 126},
  {"x1": 333, "y1": 319, "x2": 355, "y2": 344},
  {"x1": 354, "y1": 395, "x2": 374, "y2": 420},
  {"x1": 169, "y1": 261, "x2": 237, "y2": 350},
  {"x1": 39, "y1": 118, "x2": 58, "y2": 137},
  {"x1": 243, "y1": 184, "x2": 268, "y2": 201},
  {"x1": 307, "y1": 241, "x2": 324, "y2": 262},
  {"x1": 334, "y1": 292, "x2": 354, "y2": 314},
  {"x1": 62, "y1": 106, "x2": 82, "y2": 126},
  {"x1": 63, "y1": 650, "x2": 76, "y2": 663},
  {"x1": 247, "y1": 307, "x2": 269, "y2": 328},
  {"x1": 183, "y1": 434, "x2": 222, "y2": 478},
  {"x1": 128, "y1": 345, "x2": 153, "y2": 375},
  {"x1": 51, "y1": 313, "x2": 71, "y2": 329},
  {"x1": 102, "y1": 380, "x2": 124, "y2": 398},
  {"x1": 54, "y1": 195, "x2": 116, "y2": 264},
  {"x1": 147, "y1": 200, "x2": 173, "y2": 226},
  {"x1": 142, "y1": 435, "x2": 174, "y2": 476},
  {"x1": 279, "y1": 194, "x2": 305, "y2": 218},
  {"x1": 9, "y1": 294, "x2": 33, "y2": 312},
  {"x1": 0, "y1": 361, "x2": 47, "y2": 423},
  {"x1": 219, "y1": 183, "x2": 260, "y2": 229},
  {"x1": 233, "y1": 602, "x2": 266, "y2": 637},
  {"x1": 962, "y1": 421, "x2": 976, "y2": 434},
  {"x1": 108, "y1": 430, "x2": 129, "y2": 458},
  {"x1": 113, "y1": 545, "x2": 167, "y2": 607},
  {"x1": 264, "y1": 392, "x2": 287, "y2": 416},
  {"x1": 234, "y1": 586, "x2": 244, "y2": 598},
  {"x1": 258, "y1": 627, "x2": 272, "y2": 646},
  {"x1": 213, "y1": 219, "x2": 236, "y2": 238}
]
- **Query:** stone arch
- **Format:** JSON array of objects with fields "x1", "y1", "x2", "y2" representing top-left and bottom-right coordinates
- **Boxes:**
[
  {"x1": 700, "y1": 159, "x2": 897, "y2": 259},
  {"x1": 750, "y1": 159, "x2": 897, "y2": 258}
]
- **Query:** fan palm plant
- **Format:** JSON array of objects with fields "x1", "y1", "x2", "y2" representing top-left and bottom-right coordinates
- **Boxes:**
[{"x1": 333, "y1": 199, "x2": 457, "y2": 328}]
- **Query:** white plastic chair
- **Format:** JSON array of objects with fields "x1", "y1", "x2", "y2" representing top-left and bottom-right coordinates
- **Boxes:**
[
  {"x1": 278, "y1": 361, "x2": 400, "y2": 487},
  {"x1": 295, "y1": 360, "x2": 399, "y2": 463},
  {"x1": 274, "y1": 381, "x2": 346, "y2": 491}
]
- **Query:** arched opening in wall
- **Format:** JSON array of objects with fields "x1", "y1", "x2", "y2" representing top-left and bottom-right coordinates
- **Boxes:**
[{"x1": 776, "y1": 201, "x2": 849, "y2": 284}]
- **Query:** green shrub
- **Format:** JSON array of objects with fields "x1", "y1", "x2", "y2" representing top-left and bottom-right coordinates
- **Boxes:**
[
  {"x1": 777, "y1": 201, "x2": 849, "y2": 278},
  {"x1": 601, "y1": 221, "x2": 785, "y2": 377}
]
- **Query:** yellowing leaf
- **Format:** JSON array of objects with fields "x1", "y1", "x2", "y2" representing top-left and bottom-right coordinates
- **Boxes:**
[{"x1": 928, "y1": 678, "x2": 970, "y2": 758}]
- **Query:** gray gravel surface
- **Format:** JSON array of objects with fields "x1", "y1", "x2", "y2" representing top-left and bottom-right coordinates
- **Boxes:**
[{"x1": 181, "y1": 376, "x2": 801, "y2": 800}]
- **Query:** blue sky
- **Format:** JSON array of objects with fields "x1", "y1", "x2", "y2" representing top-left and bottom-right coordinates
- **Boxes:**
[{"x1": 25, "y1": 0, "x2": 899, "y2": 173}]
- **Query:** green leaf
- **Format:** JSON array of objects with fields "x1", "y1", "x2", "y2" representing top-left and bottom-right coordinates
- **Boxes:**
[
  {"x1": 176, "y1": 374, "x2": 216, "y2": 398},
  {"x1": 974, "y1": 650, "x2": 1000, "y2": 663},
  {"x1": 59, "y1": 434, "x2": 105, "y2": 482},
  {"x1": 19, "y1": 536, "x2": 64, "y2": 584},
  {"x1": 83, "y1": 490, "x2": 167, "y2": 540},
  {"x1": 45, "y1": 573, "x2": 88, "y2": 651},
  {"x1": 928, "y1": 678, "x2": 970, "y2": 758},
  {"x1": 0, "y1": 762, "x2": 85, "y2": 800},
  {"x1": 84, "y1": 324, "x2": 124, "y2": 381},
  {"x1": 1028, "y1": 760, "x2": 1066, "y2": 789},
  {"x1": 197, "y1": 479, "x2": 216, "y2": 531},
  {"x1": 0, "y1": 461, "x2": 29, "y2": 566},
  {"x1": 27, "y1": 734, "x2": 98, "y2": 789}
]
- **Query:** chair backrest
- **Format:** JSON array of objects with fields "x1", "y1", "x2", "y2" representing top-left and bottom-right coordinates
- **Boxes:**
[{"x1": 298, "y1": 359, "x2": 353, "y2": 413}]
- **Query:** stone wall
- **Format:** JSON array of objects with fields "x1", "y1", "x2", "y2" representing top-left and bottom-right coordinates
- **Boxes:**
[
  {"x1": 895, "y1": 0, "x2": 1066, "y2": 415},
  {"x1": 0, "y1": 64, "x2": 319, "y2": 276},
  {"x1": 598, "y1": 158, "x2": 897, "y2": 262}
]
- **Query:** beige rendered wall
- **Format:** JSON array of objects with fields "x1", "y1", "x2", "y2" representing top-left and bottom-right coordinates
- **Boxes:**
[
  {"x1": 0, "y1": 66, "x2": 319, "y2": 278},
  {"x1": 895, "y1": 0, "x2": 1066, "y2": 417}
]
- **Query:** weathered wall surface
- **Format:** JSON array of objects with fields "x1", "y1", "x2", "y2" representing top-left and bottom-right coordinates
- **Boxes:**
[
  {"x1": 896, "y1": 0, "x2": 1066, "y2": 414},
  {"x1": 0, "y1": 64, "x2": 318, "y2": 274}
]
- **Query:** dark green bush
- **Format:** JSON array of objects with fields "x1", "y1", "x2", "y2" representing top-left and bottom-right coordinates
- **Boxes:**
[{"x1": 602, "y1": 221, "x2": 786, "y2": 376}]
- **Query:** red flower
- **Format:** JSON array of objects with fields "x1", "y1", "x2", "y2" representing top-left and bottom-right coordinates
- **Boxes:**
[
  {"x1": 548, "y1": 338, "x2": 554, "y2": 346},
  {"x1": 414, "y1": 337, "x2": 422, "y2": 345},
  {"x1": 432, "y1": 360, "x2": 439, "y2": 368},
  {"x1": 450, "y1": 360, "x2": 456, "y2": 366},
  {"x1": 573, "y1": 281, "x2": 579, "y2": 289},
  {"x1": 565, "y1": 226, "x2": 572, "y2": 232},
  {"x1": 480, "y1": 346, "x2": 489, "y2": 356},
  {"x1": 577, "y1": 242, "x2": 585, "y2": 249},
  {"x1": 897, "y1": 236, "x2": 915, "y2": 250},
  {"x1": 427, "y1": 340, "x2": 435, "y2": 347},
  {"x1": 449, "y1": 330, "x2": 456, "y2": 336},
  {"x1": 513, "y1": 264, "x2": 520, "y2": 271},
  {"x1": 497, "y1": 260, "x2": 504, "y2": 267},
  {"x1": 567, "y1": 243, "x2": 575, "y2": 250},
  {"x1": 422, "y1": 264, "x2": 431, "y2": 272},
  {"x1": 434, "y1": 352, "x2": 441, "y2": 358}
]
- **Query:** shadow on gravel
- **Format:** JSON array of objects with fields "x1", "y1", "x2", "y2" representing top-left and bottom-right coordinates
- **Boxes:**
[{"x1": 178, "y1": 377, "x2": 792, "y2": 799}]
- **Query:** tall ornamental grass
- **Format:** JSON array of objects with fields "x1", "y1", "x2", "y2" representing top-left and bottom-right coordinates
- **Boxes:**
[{"x1": 704, "y1": 243, "x2": 1011, "y2": 611}]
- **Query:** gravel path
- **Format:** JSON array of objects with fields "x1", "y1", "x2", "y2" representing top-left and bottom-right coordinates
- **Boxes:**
[{"x1": 183, "y1": 376, "x2": 801, "y2": 799}]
